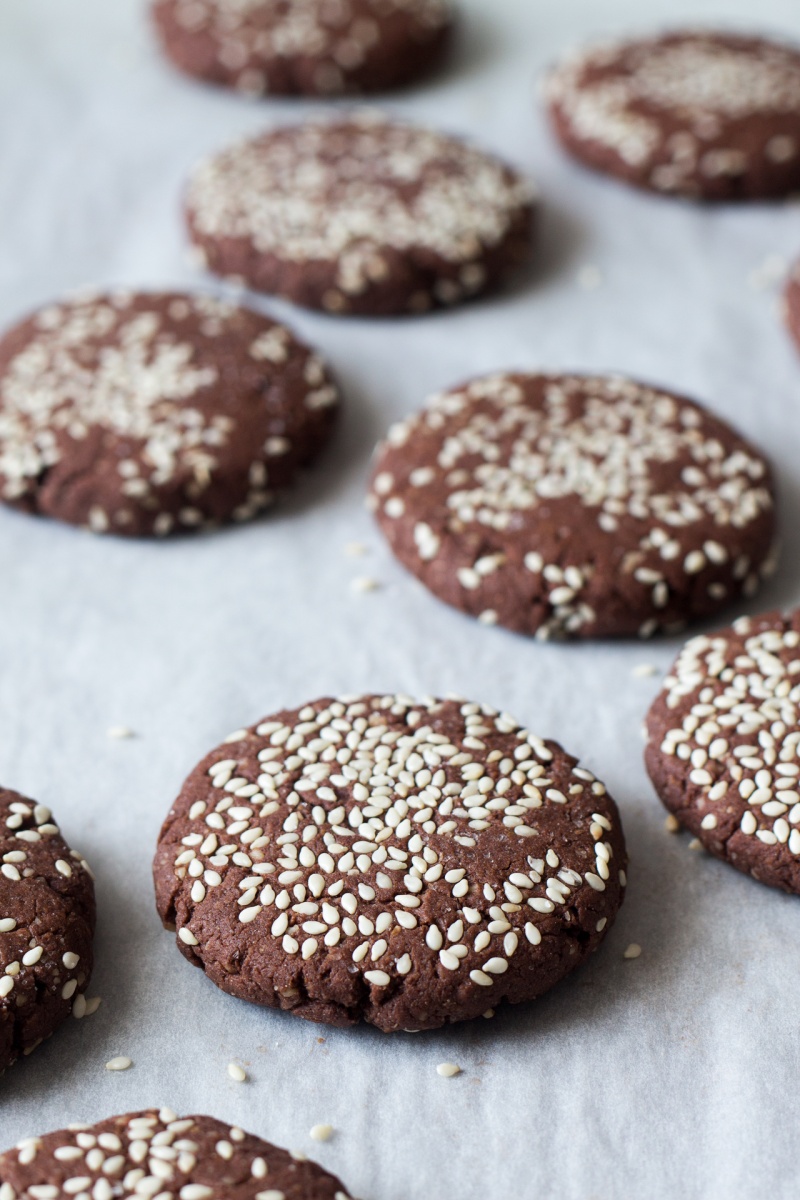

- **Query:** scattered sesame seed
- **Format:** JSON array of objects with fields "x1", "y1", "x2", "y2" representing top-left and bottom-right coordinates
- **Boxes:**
[
  {"x1": 632, "y1": 663, "x2": 659, "y2": 678},
  {"x1": 309, "y1": 1124, "x2": 334, "y2": 1142},
  {"x1": 105, "y1": 1056, "x2": 132, "y2": 1071},
  {"x1": 227, "y1": 1062, "x2": 247, "y2": 1082},
  {"x1": 436, "y1": 1062, "x2": 462, "y2": 1077},
  {"x1": 688, "y1": 838, "x2": 704, "y2": 851},
  {"x1": 665, "y1": 814, "x2": 681, "y2": 833},
  {"x1": 107, "y1": 726, "x2": 135, "y2": 739},
  {"x1": 350, "y1": 576, "x2": 381, "y2": 593},
  {"x1": 623, "y1": 943, "x2": 642, "y2": 960}
]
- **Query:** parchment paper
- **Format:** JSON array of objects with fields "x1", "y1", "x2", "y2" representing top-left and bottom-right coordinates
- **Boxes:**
[{"x1": 2, "y1": 1, "x2": 800, "y2": 1197}]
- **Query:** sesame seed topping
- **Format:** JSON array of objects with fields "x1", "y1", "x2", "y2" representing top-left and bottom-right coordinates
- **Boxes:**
[
  {"x1": 623, "y1": 943, "x2": 642, "y2": 960},
  {"x1": 228, "y1": 1062, "x2": 247, "y2": 1082},
  {"x1": 436, "y1": 1062, "x2": 462, "y2": 1078},
  {"x1": 309, "y1": 1125, "x2": 334, "y2": 1142}
]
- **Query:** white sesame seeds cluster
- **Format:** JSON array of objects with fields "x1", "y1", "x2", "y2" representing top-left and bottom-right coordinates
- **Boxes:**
[
  {"x1": 186, "y1": 115, "x2": 536, "y2": 314},
  {"x1": 0, "y1": 291, "x2": 338, "y2": 535},
  {"x1": 0, "y1": 789, "x2": 95, "y2": 1069},
  {"x1": 156, "y1": 694, "x2": 625, "y2": 1031},
  {"x1": 157, "y1": 0, "x2": 452, "y2": 97},
  {"x1": 0, "y1": 1111, "x2": 353, "y2": 1200},
  {"x1": 369, "y1": 372, "x2": 776, "y2": 640},
  {"x1": 547, "y1": 32, "x2": 800, "y2": 197},
  {"x1": 646, "y1": 610, "x2": 800, "y2": 891}
]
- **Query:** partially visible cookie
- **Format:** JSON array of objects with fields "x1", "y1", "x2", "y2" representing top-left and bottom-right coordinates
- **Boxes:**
[
  {"x1": 784, "y1": 259, "x2": 800, "y2": 351},
  {"x1": 0, "y1": 1109, "x2": 353, "y2": 1200},
  {"x1": 368, "y1": 372, "x2": 778, "y2": 639},
  {"x1": 154, "y1": 694, "x2": 626, "y2": 1033},
  {"x1": 0, "y1": 787, "x2": 95, "y2": 1073},
  {"x1": 185, "y1": 114, "x2": 536, "y2": 316},
  {"x1": 0, "y1": 291, "x2": 339, "y2": 536},
  {"x1": 152, "y1": 0, "x2": 454, "y2": 97},
  {"x1": 645, "y1": 609, "x2": 800, "y2": 894},
  {"x1": 546, "y1": 31, "x2": 800, "y2": 200}
]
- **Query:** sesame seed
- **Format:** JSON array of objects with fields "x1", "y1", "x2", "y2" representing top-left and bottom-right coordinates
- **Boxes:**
[
  {"x1": 309, "y1": 1125, "x2": 334, "y2": 1142},
  {"x1": 227, "y1": 1063, "x2": 247, "y2": 1082},
  {"x1": 623, "y1": 943, "x2": 642, "y2": 960},
  {"x1": 105, "y1": 1056, "x2": 132, "y2": 1071},
  {"x1": 436, "y1": 1062, "x2": 462, "y2": 1078}
]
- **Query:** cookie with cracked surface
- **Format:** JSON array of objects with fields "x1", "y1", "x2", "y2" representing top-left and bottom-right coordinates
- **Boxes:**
[
  {"x1": 184, "y1": 114, "x2": 536, "y2": 316},
  {"x1": 0, "y1": 1109, "x2": 353, "y2": 1200},
  {"x1": 0, "y1": 291, "x2": 339, "y2": 536},
  {"x1": 153, "y1": 694, "x2": 626, "y2": 1032},
  {"x1": 152, "y1": 0, "x2": 454, "y2": 97},
  {"x1": 368, "y1": 372, "x2": 778, "y2": 640},
  {"x1": 546, "y1": 31, "x2": 800, "y2": 200},
  {"x1": 646, "y1": 610, "x2": 800, "y2": 894},
  {"x1": 0, "y1": 787, "x2": 95, "y2": 1073}
]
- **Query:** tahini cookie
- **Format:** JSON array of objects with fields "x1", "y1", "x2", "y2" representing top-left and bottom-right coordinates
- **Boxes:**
[
  {"x1": 546, "y1": 31, "x2": 800, "y2": 199},
  {"x1": 185, "y1": 114, "x2": 536, "y2": 316},
  {"x1": 0, "y1": 787, "x2": 95, "y2": 1072},
  {"x1": 152, "y1": 0, "x2": 454, "y2": 97},
  {"x1": 646, "y1": 609, "x2": 800, "y2": 894},
  {"x1": 0, "y1": 1109, "x2": 353, "y2": 1200},
  {"x1": 0, "y1": 291, "x2": 339, "y2": 535},
  {"x1": 368, "y1": 372, "x2": 777, "y2": 639},
  {"x1": 154, "y1": 694, "x2": 626, "y2": 1032}
]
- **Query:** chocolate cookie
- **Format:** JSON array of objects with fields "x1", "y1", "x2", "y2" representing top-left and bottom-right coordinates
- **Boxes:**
[
  {"x1": 185, "y1": 114, "x2": 536, "y2": 316},
  {"x1": 546, "y1": 31, "x2": 800, "y2": 200},
  {"x1": 368, "y1": 372, "x2": 778, "y2": 640},
  {"x1": 646, "y1": 610, "x2": 800, "y2": 893},
  {"x1": 154, "y1": 694, "x2": 626, "y2": 1032},
  {"x1": 0, "y1": 291, "x2": 339, "y2": 536},
  {"x1": 0, "y1": 1109, "x2": 353, "y2": 1200},
  {"x1": 784, "y1": 259, "x2": 800, "y2": 352},
  {"x1": 152, "y1": 0, "x2": 454, "y2": 97},
  {"x1": 0, "y1": 787, "x2": 95, "y2": 1072}
]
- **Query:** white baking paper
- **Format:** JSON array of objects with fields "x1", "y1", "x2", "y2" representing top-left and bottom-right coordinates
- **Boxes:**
[{"x1": 2, "y1": 1, "x2": 800, "y2": 1197}]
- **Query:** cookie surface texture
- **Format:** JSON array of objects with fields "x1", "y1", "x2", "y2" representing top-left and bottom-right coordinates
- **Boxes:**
[
  {"x1": 154, "y1": 694, "x2": 626, "y2": 1032},
  {"x1": 152, "y1": 0, "x2": 454, "y2": 96},
  {"x1": 185, "y1": 115, "x2": 536, "y2": 316},
  {"x1": 0, "y1": 1109, "x2": 352, "y2": 1200},
  {"x1": 0, "y1": 291, "x2": 339, "y2": 536},
  {"x1": 784, "y1": 260, "x2": 800, "y2": 353},
  {"x1": 0, "y1": 787, "x2": 95, "y2": 1073},
  {"x1": 546, "y1": 31, "x2": 800, "y2": 199},
  {"x1": 368, "y1": 372, "x2": 777, "y2": 639},
  {"x1": 646, "y1": 609, "x2": 800, "y2": 894}
]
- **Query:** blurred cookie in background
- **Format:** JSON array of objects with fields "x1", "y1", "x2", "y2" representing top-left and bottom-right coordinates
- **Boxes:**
[
  {"x1": 546, "y1": 31, "x2": 800, "y2": 200},
  {"x1": 152, "y1": 0, "x2": 455, "y2": 97}
]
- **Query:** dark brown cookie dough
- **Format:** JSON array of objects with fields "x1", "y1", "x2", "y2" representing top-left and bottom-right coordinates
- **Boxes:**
[
  {"x1": 784, "y1": 259, "x2": 800, "y2": 352},
  {"x1": 185, "y1": 114, "x2": 536, "y2": 316},
  {"x1": 0, "y1": 787, "x2": 95, "y2": 1073},
  {"x1": 368, "y1": 372, "x2": 778, "y2": 640},
  {"x1": 152, "y1": 0, "x2": 454, "y2": 97},
  {"x1": 646, "y1": 609, "x2": 800, "y2": 894},
  {"x1": 0, "y1": 1109, "x2": 353, "y2": 1200},
  {"x1": 546, "y1": 31, "x2": 800, "y2": 200},
  {"x1": 154, "y1": 694, "x2": 626, "y2": 1033},
  {"x1": 0, "y1": 291, "x2": 339, "y2": 536}
]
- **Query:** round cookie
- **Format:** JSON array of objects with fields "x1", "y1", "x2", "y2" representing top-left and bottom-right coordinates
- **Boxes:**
[
  {"x1": 0, "y1": 787, "x2": 95, "y2": 1073},
  {"x1": 185, "y1": 114, "x2": 536, "y2": 316},
  {"x1": 646, "y1": 610, "x2": 800, "y2": 894},
  {"x1": 154, "y1": 694, "x2": 626, "y2": 1033},
  {"x1": 152, "y1": 0, "x2": 454, "y2": 97},
  {"x1": 368, "y1": 372, "x2": 778, "y2": 640},
  {"x1": 546, "y1": 31, "x2": 800, "y2": 200},
  {"x1": 0, "y1": 291, "x2": 339, "y2": 536},
  {"x1": 0, "y1": 1109, "x2": 353, "y2": 1200}
]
